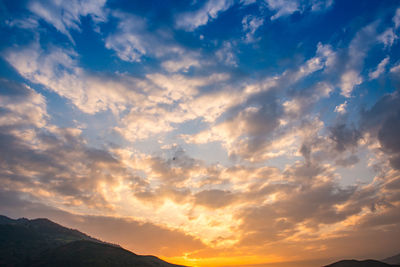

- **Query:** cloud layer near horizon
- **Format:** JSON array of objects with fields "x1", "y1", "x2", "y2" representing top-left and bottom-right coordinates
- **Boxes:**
[{"x1": 1, "y1": 0, "x2": 400, "y2": 266}]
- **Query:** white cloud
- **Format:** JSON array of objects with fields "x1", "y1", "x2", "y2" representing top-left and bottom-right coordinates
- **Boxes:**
[
  {"x1": 390, "y1": 63, "x2": 400, "y2": 73},
  {"x1": 175, "y1": 0, "x2": 234, "y2": 31},
  {"x1": 265, "y1": 0, "x2": 299, "y2": 20},
  {"x1": 105, "y1": 12, "x2": 186, "y2": 63},
  {"x1": 378, "y1": 28, "x2": 397, "y2": 48},
  {"x1": 241, "y1": 0, "x2": 257, "y2": 4},
  {"x1": 161, "y1": 57, "x2": 201, "y2": 73},
  {"x1": 340, "y1": 70, "x2": 362, "y2": 98},
  {"x1": 5, "y1": 42, "x2": 235, "y2": 142},
  {"x1": 114, "y1": 110, "x2": 175, "y2": 141},
  {"x1": 28, "y1": 0, "x2": 107, "y2": 42},
  {"x1": 105, "y1": 14, "x2": 147, "y2": 62},
  {"x1": 311, "y1": 0, "x2": 334, "y2": 11},
  {"x1": 334, "y1": 101, "x2": 347, "y2": 115},
  {"x1": 393, "y1": 8, "x2": 400, "y2": 29},
  {"x1": 5, "y1": 18, "x2": 39, "y2": 29},
  {"x1": 0, "y1": 79, "x2": 48, "y2": 129},
  {"x1": 292, "y1": 42, "x2": 336, "y2": 82},
  {"x1": 264, "y1": 0, "x2": 333, "y2": 20},
  {"x1": 216, "y1": 41, "x2": 238, "y2": 66},
  {"x1": 115, "y1": 73, "x2": 230, "y2": 141},
  {"x1": 5, "y1": 43, "x2": 146, "y2": 115},
  {"x1": 242, "y1": 15, "x2": 264, "y2": 42},
  {"x1": 369, "y1": 57, "x2": 390, "y2": 80}
]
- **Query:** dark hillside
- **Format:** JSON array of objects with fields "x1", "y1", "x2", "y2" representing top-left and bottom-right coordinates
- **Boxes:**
[{"x1": 0, "y1": 215, "x2": 184, "y2": 267}]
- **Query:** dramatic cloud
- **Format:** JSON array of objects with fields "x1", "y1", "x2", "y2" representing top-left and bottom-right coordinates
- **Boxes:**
[{"x1": 1, "y1": 1, "x2": 400, "y2": 266}]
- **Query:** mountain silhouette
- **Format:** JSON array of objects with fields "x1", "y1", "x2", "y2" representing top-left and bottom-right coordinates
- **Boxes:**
[
  {"x1": 324, "y1": 259, "x2": 400, "y2": 267},
  {"x1": 383, "y1": 253, "x2": 400, "y2": 265},
  {"x1": 0, "y1": 215, "x2": 184, "y2": 267}
]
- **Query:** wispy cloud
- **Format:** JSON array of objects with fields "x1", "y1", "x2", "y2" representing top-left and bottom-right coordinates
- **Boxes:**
[
  {"x1": 175, "y1": 0, "x2": 234, "y2": 31},
  {"x1": 28, "y1": 0, "x2": 107, "y2": 42}
]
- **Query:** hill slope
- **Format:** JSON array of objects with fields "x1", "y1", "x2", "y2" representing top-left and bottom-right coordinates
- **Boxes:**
[
  {"x1": 31, "y1": 240, "x2": 181, "y2": 267},
  {"x1": 383, "y1": 254, "x2": 400, "y2": 265},
  {"x1": 0, "y1": 215, "x2": 184, "y2": 267},
  {"x1": 324, "y1": 259, "x2": 399, "y2": 267}
]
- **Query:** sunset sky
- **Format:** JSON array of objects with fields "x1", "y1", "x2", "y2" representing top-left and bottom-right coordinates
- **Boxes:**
[{"x1": 1, "y1": 0, "x2": 400, "y2": 266}]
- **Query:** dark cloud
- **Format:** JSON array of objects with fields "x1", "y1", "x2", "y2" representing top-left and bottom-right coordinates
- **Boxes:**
[
  {"x1": 134, "y1": 186, "x2": 191, "y2": 205},
  {"x1": 329, "y1": 123, "x2": 361, "y2": 152},
  {"x1": 0, "y1": 78, "x2": 31, "y2": 97},
  {"x1": 237, "y1": 171, "x2": 358, "y2": 245},
  {"x1": 219, "y1": 90, "x2": 284, "y2": 160},
  {"x1": 361, "y1": 91, "x2": 400, "y2": 133},
  {"x1": 361, "y1": 91, "x2": 400, "y2": 169},
  {"x1": 147, "y1": 150, "x2": 199, "y2": 184},
  {"x1": 335, "y1": 154, "x2": 359, "y2": 167},
  {"x1": 194, "y1": 189, "x2": 237, "y2": 209},
  {"x1": 378, "y1": 110, "x2": 400, "y2": 169}
]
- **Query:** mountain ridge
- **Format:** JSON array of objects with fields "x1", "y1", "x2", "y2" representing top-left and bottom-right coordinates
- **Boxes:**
[
  {"x1": 324, "y1": 259, "x2": 400, "y2": 267},
  {"x1": 0, "y1": 215, "x2": 185, "y2": 267},
  {"x1": 383, "y1": 253, "x2": 400, "y2": 265}
]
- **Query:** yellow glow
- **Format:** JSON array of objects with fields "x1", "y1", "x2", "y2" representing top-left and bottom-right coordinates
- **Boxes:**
[{"x1": 164, "y1": 254, "x2": 284, "y2": 267}]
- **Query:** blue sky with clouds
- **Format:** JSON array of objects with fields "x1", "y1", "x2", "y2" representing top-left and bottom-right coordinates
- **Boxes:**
[{"x1": 1, "y1": 0, "x2": 400, "y2": 266}]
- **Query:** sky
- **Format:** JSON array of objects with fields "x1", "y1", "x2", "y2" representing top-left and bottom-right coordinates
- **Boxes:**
[{"x1": 0, "y1": 0, "x2": 400, "y2": 266}]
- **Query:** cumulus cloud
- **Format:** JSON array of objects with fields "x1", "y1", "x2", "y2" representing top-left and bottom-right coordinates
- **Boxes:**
[
  {"x1": 114, "y1": 72, "x2": 230, "y2": 141},
  {"x1": 5, "y1": 43, "x2": 149, "y2": 115},
  {"x1": 187, "y1": 90, "x2": 283, "y2": 161},
  {"x1": 236, "y1": 160, "x2": 375, "y2": 245},
  {"x1": 2, "y1": 1, "x2": 400, "y2": 264},
  {"x1": 0, "y1": 78, "x2": 127, "y2": 209},
  {"x1": 5, "y1": 41, "x2": 237, "y2": 142},
  {"x1": 184, "y1": 43, "x2": 334, "y2": 161},
  {"x1": 0, "y1": 78, "x2": 47, "y2": 128}
]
